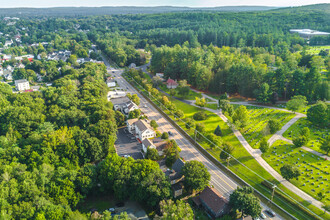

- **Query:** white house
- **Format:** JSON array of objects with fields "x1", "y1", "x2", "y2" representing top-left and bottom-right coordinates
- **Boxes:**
[
  {"x1": 126, "y1": 118, "x2": 139, "y2": 133},
  {"x1": 142, "y1": 138, "x2": 167, "y2": 155},
  {"x1": 15, "y1": 79, "x2": 30, "y2": 91},
  {"x1": 106, "y1": 77, "x2": 116, "y2": 87},
  {"x1": 134, "y1": 120, "x2": 155, "y2": 141},
  {"x1": 123, "y1": 102, "x2": 139, "y2": 115}
]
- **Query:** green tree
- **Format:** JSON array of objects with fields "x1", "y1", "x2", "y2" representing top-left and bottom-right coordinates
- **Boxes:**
[
  {"x1": 182, "y1": 161, "x2": 211, "y2": 192},
  {"x1": 259, "y1": 138, "x2": 269, "y2": 153},
  {"x1": 286, "y1": 95, "x2": 307, "y2": 113},
  {"x1": 128, "y1": 109, "x2": 141, "y2": 119},
  {"x1": 280, "y1": 164, "x2": 300, "y2": 181},
  {"x1": 320, "y1": 135, "x2": 330, "y2": 155},
  {"x1": 159, "y1": 199, "x2": 194, "y2": 220},
  {"x1": 115, "y1": 111, "x2": 126, "y2": 127},
  {"x1": 307, "y1": 101, "x2": 329, "y2": 128},
  {"x1": 293, "y1": 135, "x2": 308, "y2": 148},
  {"x1": 229, "y1": 187, "x2": 262, "y2": 218},
  {"x1": 267, "y1": 119, "x2": 281, "y2": 134},
  {"x1": 169, "y1": 89, "x2": 177, "y2": 97},
  {"x1": 255, "y1": 83, "x2": 271, "y2": 104},
  {"x1": 150, "y1": 120, "x2": 158, "y2": 129},
  {"x1": 195, "y1": 97, "x2": 206, "y2": 108},
  {"x1": 193, "y1": 111, "x2": 207, "y2": 121},
  {"x1": 161, "y1": 132, "x2": 169, "y2": 140},
  {"x1": 220, "y1": 143, "x2": 234, "y2": 160},
  {"x1": 185, "y1": 118, "x2": 195, "y2": 130},
  {"x1": 214, "y1": 125, "x2": 222, "y2": 136},
  {"x1": 232, "y1": 105, "x2": 249, "y2": 128},
  {"x1": 219, "y1": 99, "x2": 234, "y2": 116},
  {"x1": 195, "y1": 123, "x2": 205, "y2": 140},
  {"x1": 175, "y1": 109, "x2": 184, "y2": 119},
  {"x1": 130, "y1": 94, "x2": 140, "y2": 105},
  {"x1": 146, "y1": 148, "x2": 159, "y2": 161}
]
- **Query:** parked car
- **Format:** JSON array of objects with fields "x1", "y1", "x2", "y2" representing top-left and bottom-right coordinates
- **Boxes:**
[
  {"x1": 265, "y1": 209, "x2": 276, "y2": 217},
  {"x1": 108, "y1": 208, "x2": 115, "y2": 212},
  {"x1": 260, "y1": 212, "x2": 266, "y2": 219},
  {"x1": 168, "y1": 131, "x2": 173, "y2": 136},
  {"x1": 144, "y1": 104, "x2": 147, "y2": 108},
  {"x1": 123, "y1": 155, "x2": 131, "y2": 158}
]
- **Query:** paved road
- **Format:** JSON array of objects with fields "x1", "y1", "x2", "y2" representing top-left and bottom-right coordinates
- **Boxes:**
[{"x1": 102, "y1": 63, "x2": 284, "y2": 219}]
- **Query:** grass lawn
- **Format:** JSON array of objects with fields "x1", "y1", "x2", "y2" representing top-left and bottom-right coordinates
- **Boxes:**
[
  {"x1": 159, "y1": 84, "x2": 202, "y2": 100},
  {"x1": 263, "y1": 140, "x2": 330, "y2": 206},
  {"x1": 78, "y1": 195, "x2": 116, "y2": 214},
  {"x1": 206, "y1": 103, "x2": 218, "y2": 110},
  {"x1": 283, "y1": 118, "x2": 329, "y2": 154},
  {"x1": 231, "y1": 104, "x2": 296, "y2": 149},
  {"x1": 274, "y1": 103, "x2": 310, "y2": 114},
  {"x1": 163, "y1": 98, "x2": 329, "y2": 220}
]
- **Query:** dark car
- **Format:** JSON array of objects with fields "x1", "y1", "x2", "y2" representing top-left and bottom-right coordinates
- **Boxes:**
[
  {"x1": 168, "y1": 131, "x2": 173, "y2": 136},
  {"x1": 115, "y1": 202, "x2": 125, "y2": 207},
  {"x1": 265, "y1": 209, "x2": 276, "y2": 217}
]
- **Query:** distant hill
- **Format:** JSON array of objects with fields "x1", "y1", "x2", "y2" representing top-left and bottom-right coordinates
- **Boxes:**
[
  {"x1": 272, "y1": 3, "x2": 330, "y2": 13},
  {"x1": 0, "y1": 6, "x2": 278, "y2": 17}
]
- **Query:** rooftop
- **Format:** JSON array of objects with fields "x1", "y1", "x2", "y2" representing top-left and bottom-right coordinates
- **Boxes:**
[
  {"x1": 15, "y1": 79, "x2": 28, "y2": 84},
  {"x1": 199, "y1": 186, "x2": 228, "y2": 214},
  {"x1": 134, "y1": 120, "x2": 151, "y2": 133}
]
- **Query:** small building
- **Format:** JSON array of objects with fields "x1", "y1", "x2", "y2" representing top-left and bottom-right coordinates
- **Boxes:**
[
  {"x1": 112, "y1": 96, "x2": 131, "y2": 111},
  {"x1": 156, "y1": 73, "x2": 164, "y2": 78},
  {"x1": 141, "y1": 137, "x2": 167, "y2": 155},
  {"x1": 108, "y1": 90, "x2": 126, "y2": 99},
  {"x1": 106, "y1": 77, "x2": 116, "y2": 87},
  {"x1": 165, "y1": 158, "x2": 185, "y2": 198},
  {"x1": 123, "y1": 102, "x2": 139, "y2": 115},
  {"x1": 166, "y1": 78, "x2": 178, "y2": 89},
  {"x1": 192, "y1": 186, "x2": 230, "y2": 218},
  {"x1": 172, "y1": 182, "x2": 184, "y2": 198},
  {"x1": 126, "y1": 118, "x2": 139, "y2": 134},
  {"x1": 134, "y1": 119, "x2": 155, "y2": 141},
  {"x1": 15, "y1": 79, "x2": 30, "y2": 91}
]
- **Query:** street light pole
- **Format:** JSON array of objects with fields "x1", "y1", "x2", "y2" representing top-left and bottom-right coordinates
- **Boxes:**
[
  {"x1": 227, "y1": 156, "x2": 231, "y2": 167},
  {"x1": 270, "y1": 184, "x2": 277, "y2": 207}
]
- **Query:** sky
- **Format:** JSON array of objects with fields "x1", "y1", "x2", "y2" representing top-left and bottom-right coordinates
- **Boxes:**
[{"x1": 2, "y1": 0, "x2": 330, "y2": 8}]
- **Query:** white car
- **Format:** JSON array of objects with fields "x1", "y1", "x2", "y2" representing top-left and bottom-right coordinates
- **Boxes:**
[
  {"x1": 144, "y1": 104, "x2": 147, "y2": 108},
  {"x1": 260, "y1": 212, "x2": 266, "y2": 219}
]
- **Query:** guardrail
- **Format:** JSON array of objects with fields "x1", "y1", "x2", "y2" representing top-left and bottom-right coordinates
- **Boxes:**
[{"x1": 123, "y1": 75, "x2": 307, "y2": 220}]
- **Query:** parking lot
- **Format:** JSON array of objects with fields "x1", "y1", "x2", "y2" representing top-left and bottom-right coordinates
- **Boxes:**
[{"x1": 115, "y1": 127, "x2": 144, "y2": 160}]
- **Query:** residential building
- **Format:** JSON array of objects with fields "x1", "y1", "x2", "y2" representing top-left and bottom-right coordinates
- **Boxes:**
[
  {"x1": 106, "y1": 77, "x2": 116, "y2": 87},
  {"x1": 192, "y1": 186, "x2": 230, "y2": 218},
  {"x1": 166, "y1": 78, "x2": 178, "y2": 89},
  {"x1": 141, "y1": 137, "x2": 167, "y2": 155},
  {"x1": 108, "y1": 90, "x2": 126, "y2": 99},
  {"x1": 111, "y1": 96, "x2": 138, "y2": 115},
  {"x1": 123, "y1": 102, "x2": 139, "y2": 115},
  {"x1": 165, "y1": 158, "x2": 185, "y2": 198},
  {"x1": 126, "y1": 118, "x2": 139, "y2": 134},
  {"x1": 134, "y1": 119, "x2": 155, "y2": 141},
  {"x1": 15, "y1": 79, "x2": 30, "y2": 91}
]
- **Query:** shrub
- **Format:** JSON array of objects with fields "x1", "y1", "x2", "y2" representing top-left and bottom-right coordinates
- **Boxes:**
[
  {"x1": 161, "y1": 132, "x2": 169, "y2": 139},
  {"x1": 259, "y1": 138, "x2": 269, "y2": 153},
  {"x1": 193, "y1": 111, "x2": 208, "y2": 121},
  {"x1": 267, "y1": 119, "x2": 281, "y2": 134}
]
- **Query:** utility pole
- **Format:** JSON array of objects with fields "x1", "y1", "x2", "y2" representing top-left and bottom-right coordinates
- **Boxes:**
[
  {"x1": 227, "y1": 156, "x2": 231, "y2": 167},
  {"x1": 270, "y1": 184, "x2": 277, "y2": 207}
]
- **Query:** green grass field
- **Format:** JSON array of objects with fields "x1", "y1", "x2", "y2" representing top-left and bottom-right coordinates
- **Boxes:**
[
  {"x1": 78, "y1": 195, "x2": 116, "y2": 213},
  {"x1": 263, "y1": 140, "x2": 330, "y2": 205},
  {"x1": 159, "y1": 84, "x2": 202, "y2": 100},
  {"x1": 231, "y1": 105, "x2": 296, "y2": 149},
  {"x1": 283, "y1": 118, "x2": 329, "y2": 154},
  {"x1": 206, "y1": 103, "x2": 218, "y2": 110}
]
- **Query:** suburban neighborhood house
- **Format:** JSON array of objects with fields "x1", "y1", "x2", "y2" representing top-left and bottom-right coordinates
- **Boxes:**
[
  {"x1": 134, "y1": 119, "x2": 156, "y2": 141},
  {"x1": 156, "y1": 73, "x2": 164, "y2": 78},
  {"x1": 15, "y1": 79, "x2": 30, "y2": 91},
  {"x1": 112, "y1": 96, "x2": 139, "y2": 115},
  {"x1": 166, "y1": 78, "x2": 178, "y2": 89},
  {"x1": 106, "y1": 77, "x2": 116, "y2": 87},
  {"x1": 141, "y1": 137, "x2": 167, "y2": 155},
  {"x1": 165, "y1": 158, "x2": 185, "y2": 198},
  {"x1": 126, "y1": 119, "x2": 155, "y2": 141},
  {"x1": 192, "y1": 186, "x2": 230, "y2": 218}
]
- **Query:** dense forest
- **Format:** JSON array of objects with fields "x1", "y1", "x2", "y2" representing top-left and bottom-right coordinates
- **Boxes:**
[{"x1": 0, "y1": 62, "x2": 170, "y2": 219}]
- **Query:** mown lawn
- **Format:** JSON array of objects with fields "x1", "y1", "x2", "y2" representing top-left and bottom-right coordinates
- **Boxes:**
[
  {"x1": 263, "y1": 140, "x2": 330, "y2": 205},
  {"x1": 78, "y1": 195, "x2": 116, "y2": 214},
  {"x1": 305, "y1": 45, "x2": 330, "y2": 55},
  {"x1": 283, "y1": 118, "x2": 329, "y2": 154},
  {"x1": 231, "y1": 104, "x2": 295, "y2": 149},
  {"x1": 159, "y1": 84, "x2": 202, "y2": 100}
]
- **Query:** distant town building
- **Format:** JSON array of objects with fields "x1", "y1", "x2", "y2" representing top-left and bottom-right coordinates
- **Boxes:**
[
  {"x1": 15, "y1": 79, "x2": 30, "y2": 91},
  {"x1": 290, "y1": 29, "x2": 330, "y2": 40}
]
